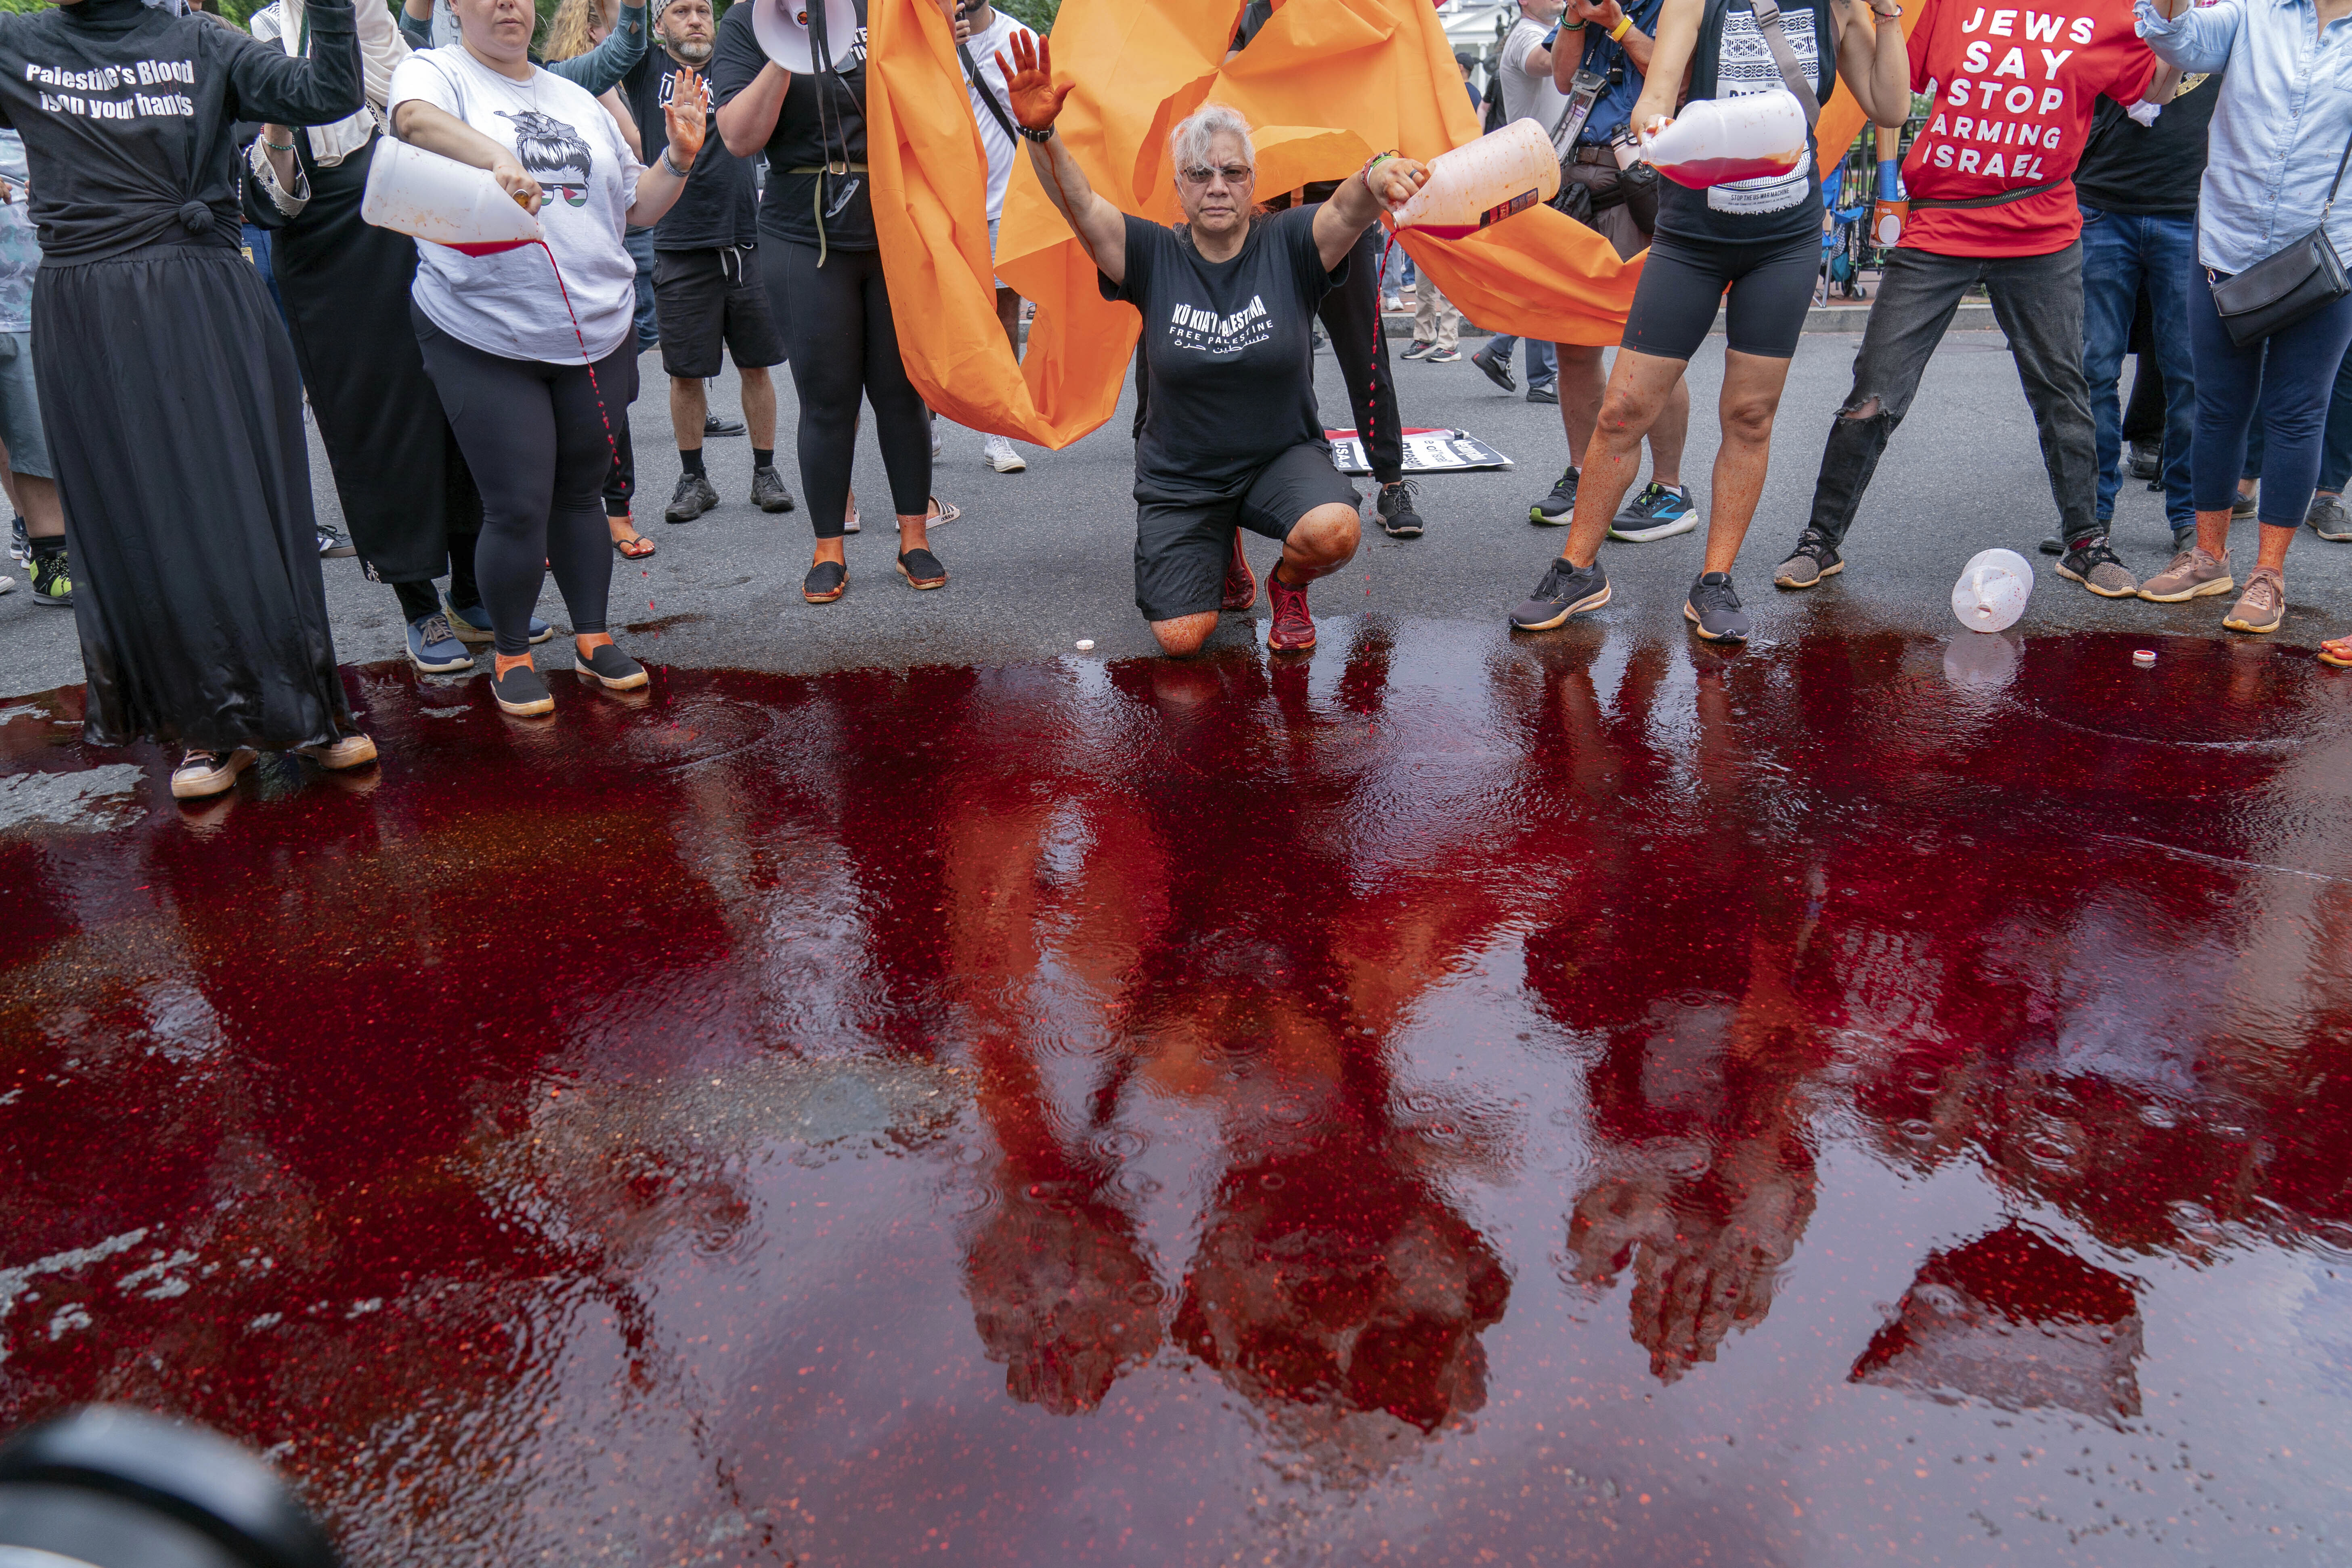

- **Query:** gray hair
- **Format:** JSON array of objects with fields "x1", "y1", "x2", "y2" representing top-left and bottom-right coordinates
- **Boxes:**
[{"x1": 1170, "y1": 103, "x2": 1256, "y2": 173}]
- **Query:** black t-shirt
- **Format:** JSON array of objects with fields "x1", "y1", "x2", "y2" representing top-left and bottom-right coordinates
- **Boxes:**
[
  {"x1": 622, "y1": 46, "x2": 755, "y2": 251},
  {"x1": 1655, "y1": 0, "x2": 1837, "y2": 247},
  {"x1": 0, "y1": 0, "x2": 360, "y2": 264},
  {"x1": 709, "y1": 0, "x2": 873, "y2": 253},
  {"x1": 1101, "y1": 207, "x2": 1346, "y2": 503},
  {"x1": 2074, "y1": 72, "x2": 2221, "y2": 219}
]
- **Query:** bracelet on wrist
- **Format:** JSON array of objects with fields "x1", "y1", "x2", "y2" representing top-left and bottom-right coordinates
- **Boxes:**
[
  {"x1": 660, "y1": 147, "x2": 692, "y2": 178},
  {"x1": 1870, "y1": 1, "x2": 1901, "y2": 14},
  {"x1": 1608, "y1": 14, "x2": 1635, "y2": 40},
  {"x1": 262, "y1": 138, "x2": 295, "y2": 153},
  {"x1": 1017, "y1": 122, "x2": 1056, "y2": 144}
]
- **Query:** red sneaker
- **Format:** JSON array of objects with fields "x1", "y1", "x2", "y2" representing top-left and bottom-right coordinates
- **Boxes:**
[
  {"x1": 1221, "y1": 529, "x2": 1257, "y2": 612},
  {"x1": 1266, "y1": 567, "x2": 1316, "y2": 652}
]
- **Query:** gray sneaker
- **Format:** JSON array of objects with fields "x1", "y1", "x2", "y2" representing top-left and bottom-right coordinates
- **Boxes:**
[
  {"x1": 1684, "y1": 571, "x2": 1752, "y2": 641},
  {"x1": 1509, "y1": 556, "x2": 1610, "y2": 630},
  {"x1": 1773, "y1": 529, "x2": 1843, "y2": 589},
  {"x1": 750, "y1": 465, "x2": 797, "y2": 514},
  {"x1": 2053, "y1": 534, "x2": 2137, "y2": 597},
  {"x1": 665, "y1": 470, "x2": 720, "y2": 523},
  {"x1": 2137, "y1": 544, "x2": 2234, "y2": 603},
  {"x1": 2308, "y1": 493, "x2": 2352, "y2": 542},
  {"x1": 2222, "y1": 566, "x2": 2285, "y2": 634}
]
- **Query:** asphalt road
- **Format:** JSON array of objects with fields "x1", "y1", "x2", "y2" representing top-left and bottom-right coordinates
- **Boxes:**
[{"x1": 8, "y1": 324, "x2": 2351, "y2": 696}]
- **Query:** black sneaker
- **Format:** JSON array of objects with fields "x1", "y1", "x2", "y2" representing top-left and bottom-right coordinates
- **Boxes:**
[
  {"x1": 574, "y1": 641, "x2": 648, "y2": 690},
  {"x1": 490, "y1": 662, "x2": 554, "y2": 716},
  {"x1": 2054, "y1": 533, "x2": 2137, "y2": 597},
  {"x1": 6, "y1": 515, "x2": 24, "y2": 566},
  {"x1": 704, "y1": 412, "x2": 747, "y2": 438},
  {"x1": 2128, "y1": 439, "x2": 2160, "y2": 481},
  {"x1": 2037, "y1": 536, "x2": 2065, "y2": 556},
  {"x1": 1771, "y1": 529, "x2": 1843, "y2": 589},
  {"x1": 1399, "y1": 340, "x2": 1436, "y2": 362},
  {"x1": 317, "y1": 527, "x2": 356, "y2": 558},
  {"x1": 665, "y1": 470, "x2": 720, "y2": 523},
  {"x1": 2232, "y1": 486, "x2": 2257, "y2": 518},
  {"x1": 751, "y1": 465, "x2": 796, "y2": 514},
  {"x1": 28, "y1": 544, "x2": 71, "y2": 606},
  {"x1": 1525, "y1": 384, "x2": 1559, "y2": 405},
  {"x1": 1530, "y1": 465, "x2": 1579, "y2": 526},
  {"x1": 1684, "y1": 571, "x2": 1752, "y2": 641},
  {"x1": 1509, "y1": 556, "x2": 1610, "y2": 630},
  {"x1": 1469, "y1": 342, "x2": 1516, "y2": 392},
  {"x1": 1377, "y1": 479, "x2": 1424, "y2": 539},
  {"x1": 1609, "y1": 482, "x2": 1699, "y2": 542}
]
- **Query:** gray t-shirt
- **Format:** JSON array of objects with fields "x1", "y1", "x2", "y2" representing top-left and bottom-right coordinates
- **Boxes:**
[{"x1": 1498, "y1": 17, "x2": 1570, "y2": 132}]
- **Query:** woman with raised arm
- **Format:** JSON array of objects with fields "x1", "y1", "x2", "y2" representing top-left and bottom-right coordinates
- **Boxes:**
[
  {"x1": 0, "y1": 0, "x2": 377, "y2": 801},
  {"x1": 388, "y1": 0, "x2": 704, "y2": 718},
  {"x1": 998, "y1": 34, "x2": 1427, "y2": 656}
]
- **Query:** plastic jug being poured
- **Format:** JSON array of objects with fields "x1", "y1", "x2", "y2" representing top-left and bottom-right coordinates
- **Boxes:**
[
  {"x1": 1638, "y1": 88, "x2": 1809, "y2": 190},
  {"x1": 1382, "y1": 120, "x2": 1560, "y2": 239},
  {"x1": 360, "y1": 138, "x2": 544, "y2": 254}
]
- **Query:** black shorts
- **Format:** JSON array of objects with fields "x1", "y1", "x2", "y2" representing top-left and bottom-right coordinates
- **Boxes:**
[
  {"x1": 1623, "y1": 231, "x2": 1820, "y2": 362},
  {"x1": 652, "y1": 245, "x2": 785, "y2": 379},
  {"x1": 1134, "y1": 442, "x2": 1359, "y2": 621}
]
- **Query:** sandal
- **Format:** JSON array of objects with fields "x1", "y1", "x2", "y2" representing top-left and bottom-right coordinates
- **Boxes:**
[
  {"x1": 2321, "y1": 636, "x2": 2352, "y2": 669},
  {"x1": 612, "y1": 530, "x2": 656, "y2": 560}
]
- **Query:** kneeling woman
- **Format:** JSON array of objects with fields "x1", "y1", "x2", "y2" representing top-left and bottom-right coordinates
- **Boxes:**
[
  {"x1": 388, "y1": 0, "x2": 704, "y2": 716},
  {"x1": 1002, "y1": 38, "x2": 1423, "y2": 654}
]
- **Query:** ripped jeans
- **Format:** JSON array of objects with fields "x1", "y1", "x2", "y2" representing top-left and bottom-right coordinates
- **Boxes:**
[{"x1": 1800, "y1": 241, "x2": 2098, "y2": 548}]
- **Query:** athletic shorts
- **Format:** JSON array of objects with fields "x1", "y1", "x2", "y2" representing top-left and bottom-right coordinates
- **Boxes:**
[
  {"x1": 1134, "y1": 441, "x2": 1358, "y2": 621},
  {"x1": 0, "y1": 331, "x2": 50, "y2": 479},
  {"x1": 652, "y1": 245, "x2": 785, "y2": 380},
  {"x1": 1623, "y1": 231, "x2": 1820, "y2": 362}
]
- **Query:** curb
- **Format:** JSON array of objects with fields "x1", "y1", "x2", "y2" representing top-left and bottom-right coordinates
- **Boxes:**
[{"x1": 1375, "y1": 300, "x2": 1999, "y2": 340}]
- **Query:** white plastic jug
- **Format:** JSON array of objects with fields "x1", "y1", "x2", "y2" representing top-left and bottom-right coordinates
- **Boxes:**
[
  {"x1": 1384, "y1": 120, "x2": 1561, "y2": 239},
  {"x1": 1951, "y1": 548, "x2": 2033, "y2": 634},
  {"x1": 1638, "y1": 90, "x2": 1808, "y2": 190},
  {"x1": 362, "y1": 137, "x2": 544, "y2": 255}
]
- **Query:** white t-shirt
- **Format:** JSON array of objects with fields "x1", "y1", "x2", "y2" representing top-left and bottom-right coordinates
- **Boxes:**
[
  {"x1": 388, "y1": 48, "x2": 643, "y2": 364},
  {"x1": 1498, "y1": 17, "x2": 1570, "y2": 132},
  {"x1": 960, "y1": 8, "x2": 1033, "y2": 229}
]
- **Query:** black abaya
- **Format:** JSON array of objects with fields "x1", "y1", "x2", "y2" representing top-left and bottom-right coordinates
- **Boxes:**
[
  {"x1": 249, "y1": 131, "x2": 484, "y2": 584},
  {"x1": 0, "y1": 0, "x2": 362, "y2": 752}
]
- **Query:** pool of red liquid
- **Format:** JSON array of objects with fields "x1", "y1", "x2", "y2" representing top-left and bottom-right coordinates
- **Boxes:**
[{"x1": 4, "y1": 625, "x2": 2350, "y2": 1565}]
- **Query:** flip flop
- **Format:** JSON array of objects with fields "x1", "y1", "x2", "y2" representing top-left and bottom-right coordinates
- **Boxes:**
[
  {"x1": 612, "y1": 530, "x2": 656, "y2": 560},
  {"x1": 2320, "y1": 637, "x2": 2352, "y2": 669}
]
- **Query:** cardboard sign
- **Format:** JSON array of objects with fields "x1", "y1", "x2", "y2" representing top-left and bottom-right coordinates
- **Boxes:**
[{"x1": 1324, "y1": 427, "x2": 1513, "y2": 476}]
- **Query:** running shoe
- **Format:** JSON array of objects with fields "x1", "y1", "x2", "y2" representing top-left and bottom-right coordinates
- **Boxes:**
[
  {"x1": 574, "y1": 642, "x2": 650, "y2": 690},
  {"x1": 1684, "y1": 570, "x2": 1752, "y2": 642},
  {"x1": 1772, "y1": 530, "x2": 1843, "y2": 589},
  {"x1": 317, "y1": 527, "x2": 355, "y2": 558},
  {"x1": 444, "y1": 595, "x2": 553, "y2": 646},
  {"x1": 1424, "y1": 348, "x2": 1462, "y2": 364},
  {"x1": 2128, "y1": 440, "x2": 2160, "y2": 481},
  {"x1": 2222, "y1": 566, "x2": 2285, "y2": 634},
  {"x1": 2308, "y1": 494, "x2": 2352, "y2": 542},
  {"x1": 1525, "y1": 384, "x2": 1559, "y2": 405},
  {"x1": 491, "y1": 662, "x2": 555, "y2": 716},
  {"x1": 1609, "y1": 482, "x2": 1698, "y2": 542},
  {"x1": 1530, "y1": 465, "x2": 1579, "y2": 526},
  {"x1": 1469, "y1": 342, "x2": 1516, "y2": 392},
  {"x1": 665, "y1": 471, "x2": 720, "y2": 523},
  {"x1": 751, "y1": 466, "x2": 796, "y2": 513},
  {"x1": 2054, "y1": 534, "x2": 2137, "y2": 597},
  {"x1": 897, "y1": 547, "x2": 948, "y2": 590},
  {"x1": 2137, "y1": 544, "x2": 2233, "y2": 603},
  {"x1": 1508, "y1": 556, "x2": 1610, "y2": 630},
  {"x1": 1377, "y1": 479, "x2": 1425, "y2": 539},
  {"x1": 406, "y1": 612, "x2": 473, "y2": 674},
  {"x1": 294, "y1": 734, "x2": 379, "y2": 770},
  {"x1": 704, "y1": 412, "x2": 746, "y2": 438},
  {"x1": 29, "y1": 545, "x2": 71, "y2": 606},
  {"x1": 1221, "y1": 529, "x2": 1257, "y2": 611},
  {"x1": 2037, "y1": 536, "x2": 2064, "y2": 555},
  {"x1": 931, "y1": 423, "x2": 945, "y2": 459},
  {"x1": 1266, "y1": 566, "x2": 1316, "y2": 652},
  {"x1": 0, "y1": 575, "x2": 11, "y2": 594},
  {"x1": 1400, "y1": 340, "x2": 1436, "y2": 362},
  {"x1": 2232, "y1": 484, "x2": 2258, "y2": 518},
  {"x1": 170, "y1": 748, "x2": 256, "y2": 800},
  {"x1": 983, "y1": 434, "x2": 1027, "y2": 473},
  {"x1": 7, "y1": 515, "x2": 25, "y2": 565},
  {"x1": 804, "y1": 560, "x2": 847, "y2": 603}
]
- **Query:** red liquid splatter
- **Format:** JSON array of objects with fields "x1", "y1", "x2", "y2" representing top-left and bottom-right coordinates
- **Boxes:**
[
  {"x1": 1654, "y1": 151, "x2": 1805, "y2": 189},
  {"x1": 3, "y1": 630, "x2": 2349, "y2": 1563},
  {"x1": 438, "y1": 238, "x2": 623, "y2": 477}
]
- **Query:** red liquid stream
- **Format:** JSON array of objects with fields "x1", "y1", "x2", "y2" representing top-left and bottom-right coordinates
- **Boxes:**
[
  {"x1": 438, "y1": 237, "x2": 623, "y2": 480},
  {"x1": 1653, "y1": 152, "x2": 1803, "y2": 190}
]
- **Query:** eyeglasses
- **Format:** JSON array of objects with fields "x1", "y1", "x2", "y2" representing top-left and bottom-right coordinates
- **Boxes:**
[{"x1": 1177, "y1": 163, "x2": 1255, "y2": 188}]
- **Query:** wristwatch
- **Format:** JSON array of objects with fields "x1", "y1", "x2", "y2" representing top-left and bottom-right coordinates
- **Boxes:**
[{"x1": 1017, "y1": 123, "x2": 1056, "y2": 144}]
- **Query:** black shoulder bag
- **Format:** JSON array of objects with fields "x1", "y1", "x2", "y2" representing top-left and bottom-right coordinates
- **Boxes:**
[
  {"x1": 2208, "y1": 131, "x2": 2352, "y2": 348},
  {"x1": 957, "y1": 36, "x2": 1021, "y2": 145}
]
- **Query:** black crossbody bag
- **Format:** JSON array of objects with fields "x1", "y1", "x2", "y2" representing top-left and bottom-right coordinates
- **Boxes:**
[{"x1": 2207, "y1": 131, "x2": 2352, "y2": 348}]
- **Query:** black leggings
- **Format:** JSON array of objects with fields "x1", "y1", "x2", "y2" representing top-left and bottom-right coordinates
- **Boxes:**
[
  {"x1": 413, "y1": 302, "x2": 635, "y2": 655},
  {"x1": 761, "y1": 241, "x2": 930, "y2": 539}
]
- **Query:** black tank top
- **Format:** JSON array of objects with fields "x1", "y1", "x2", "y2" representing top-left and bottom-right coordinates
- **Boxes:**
[{"x1": 1654, "y1": 0, "x2": 1838, "y2": 247}]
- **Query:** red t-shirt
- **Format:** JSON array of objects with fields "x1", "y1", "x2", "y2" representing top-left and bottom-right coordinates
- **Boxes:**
[{"x1": 1899, "y1": 0, "x2": 2157, "y2": 256}]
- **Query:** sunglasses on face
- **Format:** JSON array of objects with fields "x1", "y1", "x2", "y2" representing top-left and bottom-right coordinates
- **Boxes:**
[{"x1": 1178, "y1": 164, "x2": 1254, "y2": 188}]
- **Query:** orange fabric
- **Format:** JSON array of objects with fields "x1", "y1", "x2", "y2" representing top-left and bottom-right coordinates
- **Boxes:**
[{"x1": 863, "y1": 0, "x2": 1645, "y2": 449}]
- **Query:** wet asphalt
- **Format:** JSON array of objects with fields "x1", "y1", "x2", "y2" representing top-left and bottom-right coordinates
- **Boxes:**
[{"x1": 7, "y1": 323, "x2": 2351, "y2": 694}]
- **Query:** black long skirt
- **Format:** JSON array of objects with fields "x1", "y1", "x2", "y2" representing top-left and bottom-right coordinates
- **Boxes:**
[
  {"x1": 34, "y1": 242, "x2": 353, "y2": 753},
  {"x1": 270, "y1": 133, "x2": 482, "y2": 581}
]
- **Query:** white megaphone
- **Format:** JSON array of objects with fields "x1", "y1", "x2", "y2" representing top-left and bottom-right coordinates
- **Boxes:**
[{"x1": 750, "y1": 0, "x2": 861, "y2": 73}]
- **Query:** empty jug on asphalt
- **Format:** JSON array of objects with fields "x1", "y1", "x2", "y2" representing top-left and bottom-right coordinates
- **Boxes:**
[
  {"x1": 1638, "y1": 90, "x2": 1808, "y2": 189},
  {"x1": 1384, "y1": 120, "x2": 1560, "y2": 239},
  {"x1": 362, "y1": 137, "x2": 544, "y2": 255},
  {"x1": 1952, "y1": 548, "x2": 2033, "y2": 633}
]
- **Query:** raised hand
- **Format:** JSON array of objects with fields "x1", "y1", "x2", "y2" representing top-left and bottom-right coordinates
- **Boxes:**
[
  {"x1": 996, "y1": 31, "x2": 1072, "y2": 133},
  {"x1": 665, "y1": 66, "x2": 706, "y2": 169}
]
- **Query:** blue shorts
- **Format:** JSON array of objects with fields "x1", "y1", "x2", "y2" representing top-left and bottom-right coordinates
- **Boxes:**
[{"x1": 0, "y1": 330, "x2": 50, "y2": 479}]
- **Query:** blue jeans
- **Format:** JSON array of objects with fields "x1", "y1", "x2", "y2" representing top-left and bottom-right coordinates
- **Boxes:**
[
  {"x1": 1483, "y1": 334, "x2": 1557, "y2": 388},
  {"x1": 625, "y1": 226, "x2": 659, "y2": 352},
  {"x1": 2185, "y1": 259, "x2": 2352, "y2": 527},
  {"x1": 2079, "y1": 206, "x2": 2196, "y2": 534}
]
